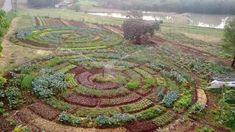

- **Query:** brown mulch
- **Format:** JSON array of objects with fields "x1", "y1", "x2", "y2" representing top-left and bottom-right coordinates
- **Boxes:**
[
  {"x1": 64, "y1": 94, "x2": 98, "y2": 107},
  {"x1": 0, "y1": 117, "x2": 13, "y2": 132},
  {"x1": 99, "y1": 93, "x2": 141, "y2": 107},
  {"x1": 28, "y1": 102, "x2": 60, "y2": 121},
  {"x1": 125, "y1": 121, "x2": 157, "y2": 132}
]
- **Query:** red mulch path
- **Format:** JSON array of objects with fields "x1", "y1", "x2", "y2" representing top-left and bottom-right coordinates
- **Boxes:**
[
  {"x1": 28, "y1": 102, "x2": 60, "y2": 120},
  {"x1": 99, "y1": 93, "x2": 141, "y2": 107},
  {"x1": 15, "y1": 110, "x2": 36, "y2": 124},
  {"x1": 125, "y1": 121, "x2": 157, "y2": 132},
  {"x1": 64, "y1": 94, "x2": 98, "y2": 107},
  {"x1": 77, "y1": 71, "x2": 119, "y2": 89},
  {"x1": 0, "y1": 117, "x2": 13, "y2": 132}
]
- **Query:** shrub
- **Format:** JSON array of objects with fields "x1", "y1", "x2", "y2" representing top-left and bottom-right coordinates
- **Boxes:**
[
  {"x1": 21, "y1": 74, "x2": 34, "y2": 90},
  {"x1": 224, "y1": 90, "x2": 235, "y2": 104},
  {"x1": 32, "y1": 69, "x2": 67, "y2": 99},
  {"x1": 127, "y1": 80, "x2": 140, "y2": 90},
  {"x1": 5, "y1": 87, "x2": 23, "y2": 109},
  {"x1": 162, "y1": 91, "x2": 179, "y2": 108}
]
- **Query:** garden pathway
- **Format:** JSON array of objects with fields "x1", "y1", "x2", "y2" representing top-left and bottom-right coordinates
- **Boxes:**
[{"x1": 0, "y1": 17, "x2": 52, "y2": 73}]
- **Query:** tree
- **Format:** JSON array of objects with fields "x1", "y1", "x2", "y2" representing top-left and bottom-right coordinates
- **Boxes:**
[
  {"x1": 223, "y1": 19, "x2": 235, "y2": 67},
  {"x1": 123, "y1": 19, "x2": 160, "y2": 44}
]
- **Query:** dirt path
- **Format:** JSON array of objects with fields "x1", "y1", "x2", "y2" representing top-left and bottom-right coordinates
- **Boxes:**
[
  {"x1": 0, "y1": 17, "x2": 52, "y2": 73},
  {"x1": 15, "y1": 108, "x2": 127, "y2": 132}
]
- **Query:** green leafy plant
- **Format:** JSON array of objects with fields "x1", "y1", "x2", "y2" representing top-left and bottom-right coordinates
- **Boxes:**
[
  {"x1": 127, "y1": 80, "x2": 140, "y2": 90},
  {"x1": 5, "y1": 87, "x2": 23, "y2": 109},
  {"x1": 162, "y1": 91, "x2": 179, "y2": 108},
  {"x1": 21, "y1": 74, "x2": 34, "y2": 90},
  {"x1": 32, "y1": 69, "x2": 67, "y2": 99}
]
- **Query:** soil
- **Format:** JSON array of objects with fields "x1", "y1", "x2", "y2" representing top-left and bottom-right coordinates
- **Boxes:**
[{"x1": 28, "y1": 102, "x2": 60, "y2": 121}]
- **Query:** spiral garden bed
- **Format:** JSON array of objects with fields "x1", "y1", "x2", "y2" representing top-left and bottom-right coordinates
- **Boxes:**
[
  {"x1": 6, "y1": 50, "x2": 205, "y2": 131},
  {"x1": 0, "y1": 17, "x2": 213, "y2": 131},
  {"x1": 15, "y1": 17, "x2": 122, "y2": 50}
]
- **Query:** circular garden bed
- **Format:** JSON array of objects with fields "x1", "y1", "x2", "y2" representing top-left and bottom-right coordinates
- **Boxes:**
[
  {"x1": 15, "y1": 26, "x2": 122, "y2": 50},
  {"x1": 6, "y1": 50, "x2": 201, "y2": 131}
]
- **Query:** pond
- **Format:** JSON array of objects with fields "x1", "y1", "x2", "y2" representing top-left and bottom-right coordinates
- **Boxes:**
[{"x1": 88, "y1": 12, "x2": 235, "y2": 29}]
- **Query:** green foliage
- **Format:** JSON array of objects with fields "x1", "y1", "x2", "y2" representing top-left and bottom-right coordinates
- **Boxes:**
[
  {"x1": 58, "y1": 112, "x2": 81, "y2": 126},
  {"x1": 121, "y1": 99, "x2": 153, "y2": 113},
  {"x1": 0, "y1": 101, "x2": 5, "y2": 114},
  {"x1": 162, "y1": 91, "x2": 179, "y2": 108},
  {"x1": 135, "y1": 106, "x2": 165, "y2": 121},
  {"x1": 65, "y1": 73, "x2": 77, "y2": 88},
  {"x1": 46, "y1": 97, "x2": 72, "y2": 111},
  {"x1": 0, "y1": 76, "x2": 7, "y2": 86},
  {"x1": 197, "y1": 127, "x2": 215, "y2": 132},
  {"x1": 21, "y1": 74, "x2": 34, "y2": 90},
  {"x1": 189, "y1": 103, "x2": 205, "y2": 115},
  {"x1": 127, "y1": 80, "x2": 140, "y2": 90},
  {"x1": 75, "y1": 107, "x2": 120, "y2": 118},
  {"x1": 32, "y1": 69, "x2": 67, "y2": 99},
  {"x1": 0, "y1": 10, "x2": 10, "y2": 53},
  {"x1": 152, "y1": 111, "x2": 175, "y2": 127},
  {"x1": 223, "y1": 19, "x2": 235, "y2": 66},
  {"x1": 143, "y1": 78, "x2": 156, "y2": 90},
  {"x1": 173, "y1": 92, "x2": 192, "y2": 112},
  {"x1": 5, "y1": 87, "x2": 23, "y2": 109},
  {"x1": 224, "y1": 90, "x2": 235, "y2": 104},
  {"x1": 95, "y1": 114, "x2": 136, "y2": 127}
]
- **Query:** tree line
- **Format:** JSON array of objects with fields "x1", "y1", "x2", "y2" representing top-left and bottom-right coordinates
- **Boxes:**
[{"x1": 101, "y1": 0, "x2": 235, "y2": 15}]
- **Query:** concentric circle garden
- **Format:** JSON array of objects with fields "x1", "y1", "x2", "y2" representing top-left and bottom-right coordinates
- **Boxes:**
[
  {"x1": 9, "y1": 50, "x2": 201, "y2": 131},
  {"x1": 15, "y1": 25, "x2": 122, "y2": 50}
]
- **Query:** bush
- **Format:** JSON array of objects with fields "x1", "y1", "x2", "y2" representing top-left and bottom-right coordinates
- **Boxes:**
[
  {"x1": 127, "y1": 80, "x2": 140, "y2": 90},
  {"x1": 162, "y1": 91, "x2": 179, "y2": 108},
  {"x1": 32, "y1": 69, "x2": 67, "y2": 99},
  {"x1": 5, "y1": 87, "x2": 23, "y2": 109},
  {"x1": 21, "y1": 74, "x2": 34, "y2": 90},
  {"x1": 224, "y1": 90, "x2": 235, "y2": 104}
]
